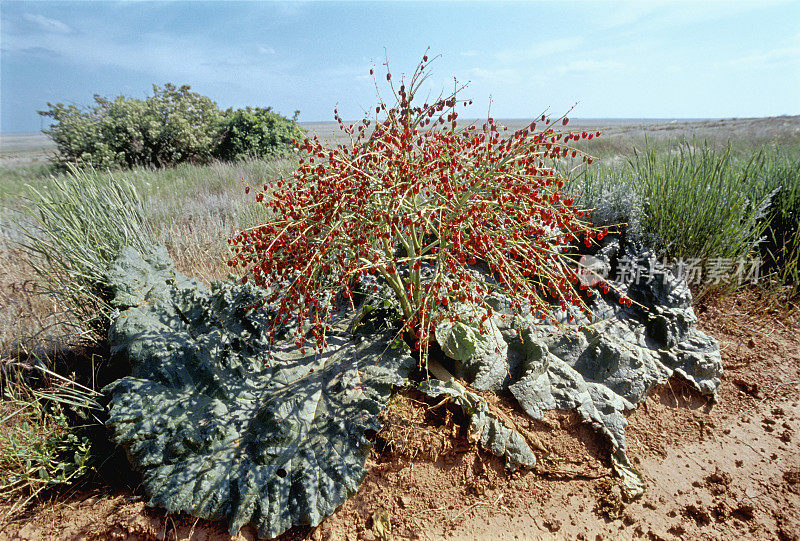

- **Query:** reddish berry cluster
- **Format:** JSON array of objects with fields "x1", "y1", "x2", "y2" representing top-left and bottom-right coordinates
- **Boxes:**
[{"x1": 229, "y1": 53, "x2": 628, "y2": 360}]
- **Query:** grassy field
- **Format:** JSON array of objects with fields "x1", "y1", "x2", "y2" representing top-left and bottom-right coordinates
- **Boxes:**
[{"x1": 0, "y1": 115, "x2": 798, "y2": 520}]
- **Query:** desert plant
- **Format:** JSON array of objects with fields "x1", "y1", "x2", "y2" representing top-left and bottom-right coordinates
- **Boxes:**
[
  {"x1": 229, "y1": 54, "x2": 624, "y2": 363},
  {"x1": 568, "y1": 165, "x2": 647, "y2": 245},
  {"x1": 214, "y1": 106, "x2": 305, "y2": 161},
  {"x1": 758, "y1": 151, "x2": 800, "y2": 294},
  {"x1": 630, "y1": 143, "x2": 775, "y2": 281},
  {"x1": 103, "y1": 246, "x2": 416, "y2": 538}
]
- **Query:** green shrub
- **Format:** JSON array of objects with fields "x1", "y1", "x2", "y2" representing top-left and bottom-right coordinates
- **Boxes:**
[
  {"x1": 575, "y1": 141, "x2": 800, "y2": 295},
  {"x1": 214, "y1": 107, "x2": 304, "y2": 161},
  {"x1": 629, "y1": 142, "x2": 774, "y2": 269},
  {"x1": 39, "y1": 84, "x2": 222, "y2": 169}
]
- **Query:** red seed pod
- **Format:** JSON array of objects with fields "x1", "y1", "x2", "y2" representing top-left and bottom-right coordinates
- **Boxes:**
[{"x1": 229, "y1": 54, "x2": 607, "y2": 363}]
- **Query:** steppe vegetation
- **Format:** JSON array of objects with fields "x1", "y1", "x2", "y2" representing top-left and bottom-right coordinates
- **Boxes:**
[{"x1": 0, "y1": 60, "x2": 798, "y2": 537}]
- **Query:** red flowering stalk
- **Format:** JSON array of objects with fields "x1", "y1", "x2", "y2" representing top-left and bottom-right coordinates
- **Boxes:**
[{"x1": 229, "y1": 53, "x2": 629, "y2": 361}]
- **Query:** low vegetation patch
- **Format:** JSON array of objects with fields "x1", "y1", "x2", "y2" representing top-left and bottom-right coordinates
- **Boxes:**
[
  {"x1": 0, "y1": 374, "x2": 96, "y2": 519},
  {"x1": 570, "y1": 142, "x2": 800, "y2": 297},
  {"x1": 15, "y1": 166, "x2": 155, "y2": 331}
]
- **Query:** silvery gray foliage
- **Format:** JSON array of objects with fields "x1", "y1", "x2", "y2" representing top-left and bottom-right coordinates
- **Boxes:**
[
  {"x1": 431, "y1": 238, "x2": 723, "y2": 497},
  {"x1": 572, "y1": 173, "x2": 649, "y2": 245},
  {"x1": 104, "y1": 246, "x2": 414, "y2": 539}
]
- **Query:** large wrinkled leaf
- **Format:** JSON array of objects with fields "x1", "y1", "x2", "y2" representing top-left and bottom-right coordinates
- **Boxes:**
[
  {"x1": 435, "y1": 239, "x2": 723, "y2": 497},
  {"x1": 435, "y1": 318, "x2": 487, "y2": 361},
  {"x1": 436, "y1": 314, "x2": 509, "y2": 392},
  {"x1": 104, "y1": 247, "x2": 414, "y2": 539}
]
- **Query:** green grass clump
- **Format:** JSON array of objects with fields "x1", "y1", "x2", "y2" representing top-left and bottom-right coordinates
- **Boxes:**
[
  {"x1": 630, "y1": 142, "x2": 775, "y2": 266},
  {"x1": 571, "y1": 140, "x2": 800, "y2": 295},
  {"x1": 15, "y1": 165, "x2": 155, "y2": 330},
  {"x1": 630, "y1": 143, "x2": 800, "y2": 294},
  {"x1": 759, "y1": 155, "x2": 800, "y2": 294}
]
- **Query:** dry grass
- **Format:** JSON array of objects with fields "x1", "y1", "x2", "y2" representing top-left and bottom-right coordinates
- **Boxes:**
[
  {"x1": 0, "y1": 239, "x2": 81, "y2": 361},
  {"x1": 376, "y1": 389, "x2": 463, "y2": 464}
]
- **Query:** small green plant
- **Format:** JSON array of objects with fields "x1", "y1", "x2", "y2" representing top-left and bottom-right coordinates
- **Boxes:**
[
  {"x1": 215, "y1": 106, "x2": 305, "y2": 161},
  {"x1": 229, "y1": 54, "x2": 622, "y2": 363},
  {"x1": 759, "y1": 152, "x2": 800, "y2": 295},
  {"x1": 0, "y1": 375, "x2": 95, "y2": 518},
  {"x1": 570, "y1": 140, "x2": 800, "y2": 296},
  {"x1": 630, "y1": 142, "x2": 774, "y2": 268}
]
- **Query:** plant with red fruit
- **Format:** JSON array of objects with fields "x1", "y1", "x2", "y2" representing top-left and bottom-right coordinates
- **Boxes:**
[{"x1": 228, "y1": 53, "x2": 625, "y2": 362}]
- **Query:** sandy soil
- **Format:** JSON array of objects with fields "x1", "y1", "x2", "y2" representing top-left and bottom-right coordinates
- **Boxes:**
[{"x1": 1, "y1": 290, "x2": 798, "y2": 540}]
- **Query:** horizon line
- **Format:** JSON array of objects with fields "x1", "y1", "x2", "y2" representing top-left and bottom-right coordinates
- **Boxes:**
[{"x1": 3, "y1": 114, "x2": 798, "y2": 136}]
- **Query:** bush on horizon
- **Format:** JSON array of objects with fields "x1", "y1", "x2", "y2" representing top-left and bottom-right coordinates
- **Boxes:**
[
  {"x1": 38, "y1": 84, "x2": 301, "y2": 170},
  {"x1": 214, "y1": 106, "x2": 305, "y2": 161}
]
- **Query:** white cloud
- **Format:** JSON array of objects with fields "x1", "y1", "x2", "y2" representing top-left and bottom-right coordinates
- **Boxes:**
[
  {"x1": 555, "y1": 60, "x2": 626, "y2": 75},
  {"x1": 494, "y1": 38, "x2": 581, "y2": 63},
  {"x1": 4, "y1": 27, "x2": 294, "y2": 88},
  {"x1": 22, "y1": 13, "x2": 73, "y2": 34},
  {"x1": 257, "y1": 45, "x2": 276, "y2": 55},
  {"x1": 728, "y1": 36, "x2": 800, "y2": 69}
]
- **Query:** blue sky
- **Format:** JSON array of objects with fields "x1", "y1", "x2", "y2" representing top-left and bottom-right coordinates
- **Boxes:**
[{"x1": 1, "y1": 0, "x2": 799, "y2": 133}]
